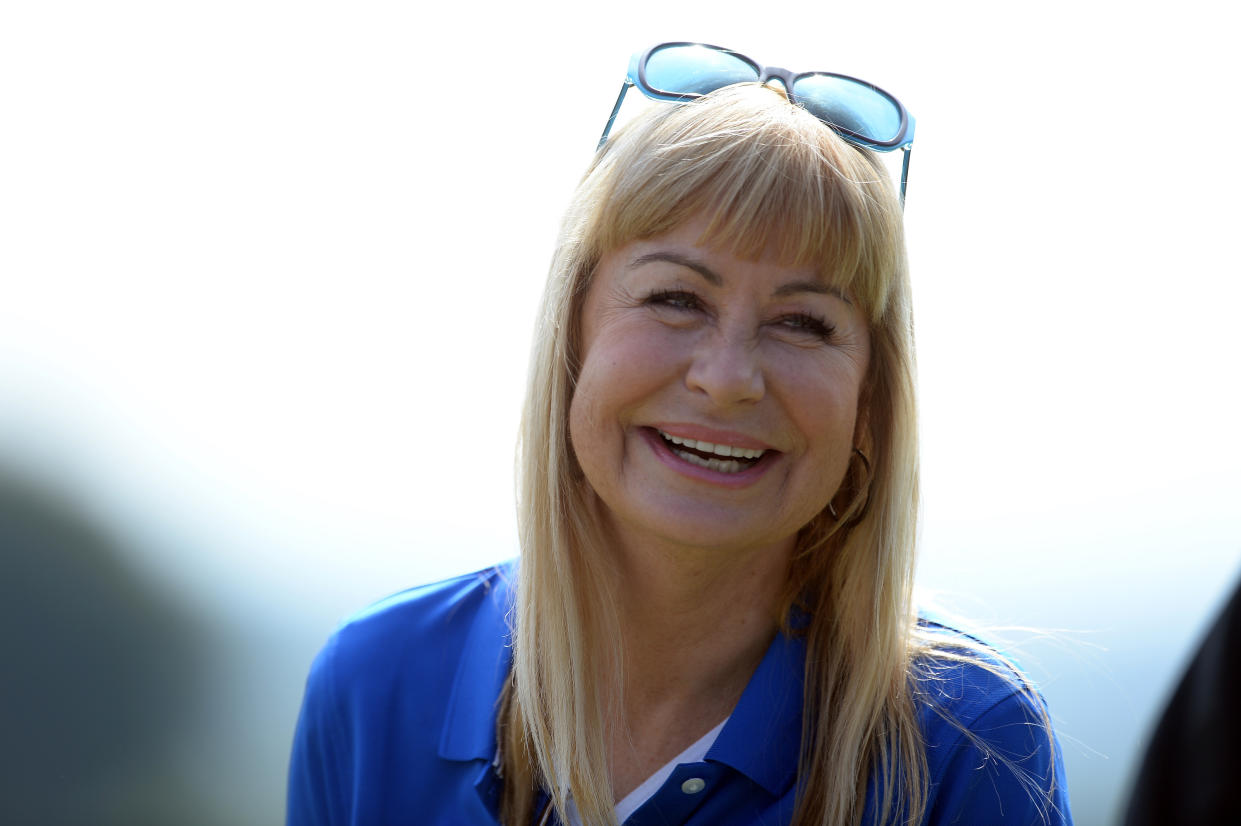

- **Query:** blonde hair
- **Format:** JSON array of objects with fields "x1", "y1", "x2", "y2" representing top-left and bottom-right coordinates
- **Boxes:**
[{"x1": 503, "y1": 83, "x2": 922, "y2": 826}]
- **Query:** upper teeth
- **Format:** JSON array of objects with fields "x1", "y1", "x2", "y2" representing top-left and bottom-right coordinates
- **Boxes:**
[{"x1": 659, "y1": 431, "x2": 765, "y2": 460}]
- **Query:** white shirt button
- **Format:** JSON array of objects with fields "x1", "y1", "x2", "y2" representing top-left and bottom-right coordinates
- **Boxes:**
[{"x1": 681, "y1": 777, "x2": 706, "y2": 795}]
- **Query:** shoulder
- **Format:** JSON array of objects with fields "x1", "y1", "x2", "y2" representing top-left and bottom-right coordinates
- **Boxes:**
[
  {"x1": 910, "y1": 616, "x2": 1073, "y2": 825},
  {"x1": 286, "y1": 565, "x2": 515, "y2": 825},
  {"x1": 304, "y1": 562, "x2": 514, "y2": 737},
  {"x1": 323, "y1": 564, "x2": 513, "y2": 683},
  {"x1": 912, "y1": 615, "x2": 1039, "y2": 732}
]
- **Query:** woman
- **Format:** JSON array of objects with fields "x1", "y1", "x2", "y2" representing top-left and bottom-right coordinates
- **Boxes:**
[{"x1": 288, "y1": 44, "x2": 1071, "y2": 826}]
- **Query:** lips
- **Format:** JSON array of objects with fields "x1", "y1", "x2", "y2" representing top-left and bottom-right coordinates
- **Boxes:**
[
  {"x1": 640, "y1": 426, "x2": 779, "y2": 487},
  {"x1": 656, "y1": 429, "x2": 766, "y2": 474}
]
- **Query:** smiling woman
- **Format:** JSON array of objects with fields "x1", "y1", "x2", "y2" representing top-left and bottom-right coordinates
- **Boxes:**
[
  {"x1": 570, "y1": 219, "x2": 871, "y2": 557},
  {"x1": 286, "y1": 44, "x2": 1072, "y2": 826}
]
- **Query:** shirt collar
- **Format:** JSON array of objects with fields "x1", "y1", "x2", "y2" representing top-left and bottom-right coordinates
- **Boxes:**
[
  {"x1": 437, "y1": 566, "x2": 515, "y2": 762},
  {"x1": 705, "y1": 630, "x2": 805, "y2": 797},
  {"x1": 435, "y1": 565, "x2": 806, "y2": 800}
]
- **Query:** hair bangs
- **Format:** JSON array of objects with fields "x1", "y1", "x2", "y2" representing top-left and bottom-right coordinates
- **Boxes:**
[{"x1": 589, "y1": 84, "x2": 905, "y2": 322}]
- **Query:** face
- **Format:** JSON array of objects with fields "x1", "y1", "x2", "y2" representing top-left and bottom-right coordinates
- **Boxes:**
[{"x1": 568, "y1": 216, "x2": 872, "y2": 559}]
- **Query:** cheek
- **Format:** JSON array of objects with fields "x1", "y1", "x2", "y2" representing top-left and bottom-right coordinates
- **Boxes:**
[
  {"x1": 576, "y1": 325, "x2": 680, "y2": 414},
  {"x1": 778, "y1": 361, "x2": 866, "y2": 488},
  {"x1": 567, "y1": 347, "x2": 626, "y2": 481},
  {"x1": 568, "y1": 326, "x2": 681, "y2": 478},
  {"x1": 776, "y1": 356, "x2": 862, "y2": 429},
  {"x1": 567, "y1": 375, "x2": 600, "y2": 462}
]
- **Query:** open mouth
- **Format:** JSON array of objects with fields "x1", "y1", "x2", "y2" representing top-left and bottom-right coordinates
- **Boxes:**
[{"x1": 656, "y1": 429, "x2": 769, "y2": 474}]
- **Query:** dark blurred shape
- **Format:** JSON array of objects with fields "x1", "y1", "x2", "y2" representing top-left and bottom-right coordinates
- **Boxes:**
[
  {"x1": 1124, "y1": 571, "x2": 1241, "y2": 825},
  {"x1": 0, "y1": 464, "x2": 218, "y2": 825}
]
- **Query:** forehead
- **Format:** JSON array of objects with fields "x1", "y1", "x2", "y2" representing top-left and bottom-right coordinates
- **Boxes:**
[{"x1": 603, "y1": 216, "x2": 845, "y2": 297}]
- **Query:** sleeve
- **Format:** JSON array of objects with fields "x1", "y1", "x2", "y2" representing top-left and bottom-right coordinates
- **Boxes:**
[
  {"x1": 286, "y1": 634, "x2": 352, "y2": 826},
  {"x1": 925, "y1": 688, "x2": 1072, "y2": 826}
]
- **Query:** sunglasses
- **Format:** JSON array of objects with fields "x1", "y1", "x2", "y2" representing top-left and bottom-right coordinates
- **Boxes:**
[{"x1": 598, "y1": 42, "x2": 916, "y2": 204}]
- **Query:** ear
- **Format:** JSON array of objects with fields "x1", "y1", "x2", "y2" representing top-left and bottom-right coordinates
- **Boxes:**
[{"x1": 852, "y1": 366, "x2": 875, "y2": 454}]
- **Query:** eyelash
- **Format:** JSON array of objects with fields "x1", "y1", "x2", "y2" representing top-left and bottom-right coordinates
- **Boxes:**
[
  {"x1": 643, "y1": 289, "x2": 837, "y2": 341},
  {"x1": 779, "y1": 312, "x2": 836, "y2": 340},
  {"x1": 646, "y1": 289, "x2": 702, "y2": 311}
]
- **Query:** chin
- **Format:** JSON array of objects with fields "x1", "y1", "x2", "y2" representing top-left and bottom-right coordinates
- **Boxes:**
[{"x1": 616, "y1": 497, "x2": 802, "y2": 557}]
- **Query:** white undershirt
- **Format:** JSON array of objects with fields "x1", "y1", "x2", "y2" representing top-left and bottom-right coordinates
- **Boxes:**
[{"x1": 565, "y1": 718, "x2": 728, "y2": 826}]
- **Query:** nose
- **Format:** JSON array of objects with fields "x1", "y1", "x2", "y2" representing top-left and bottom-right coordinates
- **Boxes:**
[{"x1": 684, "y1": 330, "x2": 765, "y2": 406}]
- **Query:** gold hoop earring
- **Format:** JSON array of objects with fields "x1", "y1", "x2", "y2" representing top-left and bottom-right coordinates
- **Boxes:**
[
  {"x1": 853, "y1": 446, "x2": 870, "y2": 474},
  {"x1": 828, "y1": 447, "x2": 872, "y2": 522}
]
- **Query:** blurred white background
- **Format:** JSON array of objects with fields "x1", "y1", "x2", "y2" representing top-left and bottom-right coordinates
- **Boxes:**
[{"x1": 2, "y1": 1, "x2": 1237, "y2": 824}]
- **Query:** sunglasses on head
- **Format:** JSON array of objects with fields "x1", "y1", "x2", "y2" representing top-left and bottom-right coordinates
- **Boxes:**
[{"x1": 598, "y1": 42, "x2": 916, "y2": 205}]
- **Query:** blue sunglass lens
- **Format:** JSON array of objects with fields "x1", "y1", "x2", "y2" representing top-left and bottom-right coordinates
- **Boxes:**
[
  {"x1": 643, "y1": 45, "x2": 758, "y2": 97},
  {"x1": 791, "y1": 74, "x2": 903, "y2": 145}
]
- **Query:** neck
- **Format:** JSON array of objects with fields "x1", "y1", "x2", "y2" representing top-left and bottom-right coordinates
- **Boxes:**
[
  {"x1": 598, "y1": 520, "x2": 794, "y2": 799},
  {"x1": 616, "y1": 538, "x2": 789, "y2": 679}
]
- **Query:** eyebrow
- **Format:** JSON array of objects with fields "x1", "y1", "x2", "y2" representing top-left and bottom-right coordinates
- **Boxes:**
[
  {"x1": 628, "y1": 251, "x2": 851, "y2": 304},
  {"x1": 629, "y1": 252, "x2": 723, "y2": 286}
]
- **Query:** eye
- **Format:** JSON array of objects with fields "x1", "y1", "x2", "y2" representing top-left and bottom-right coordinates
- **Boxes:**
[
  {"x1": 775, "y1": 312, "x2": 836, "y2": 341},
  {"x1": 644, "y1": 289, "x2": 703, "y2": 312}
]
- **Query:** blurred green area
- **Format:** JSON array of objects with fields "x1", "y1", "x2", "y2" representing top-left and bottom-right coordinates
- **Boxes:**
[{"x1": 1, "y1": 467, "x2": 231, "y2": 826}]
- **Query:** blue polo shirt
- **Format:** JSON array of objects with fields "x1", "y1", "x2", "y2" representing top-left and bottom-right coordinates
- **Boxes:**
[{"x1": 287, "y1": 566, "x2": 1071, "y2": 825}]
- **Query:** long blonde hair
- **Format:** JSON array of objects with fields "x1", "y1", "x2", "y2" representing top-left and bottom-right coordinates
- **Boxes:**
[{"x1": 502, "y1": 83, "x2": 924, "y2": 826}]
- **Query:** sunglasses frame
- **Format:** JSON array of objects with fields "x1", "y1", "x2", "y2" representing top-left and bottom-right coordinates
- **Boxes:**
[{"x1": 598, "y1": 42, "x2": 915, "y2": 205}]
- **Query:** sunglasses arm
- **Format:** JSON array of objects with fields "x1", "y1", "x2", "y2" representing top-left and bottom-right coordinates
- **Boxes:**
[
  {"x1": 899, "y1": 145, "x2": 912, "y2": 208},
  {"x1": 597, "y1": 81, "x2": 633, "y2": 151}
]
